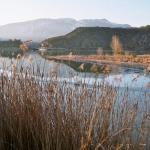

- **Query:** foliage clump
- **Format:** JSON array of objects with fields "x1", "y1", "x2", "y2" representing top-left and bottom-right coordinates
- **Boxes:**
[
  {"x1": 110, "y1": 35, "x2": 123, "y2": 54},
  {"x1": 0, "y1": 39, "x2": 22, "y2": 48},
  {"x1": 140, "y1": 24, "x2": 150, "y2": 29}
]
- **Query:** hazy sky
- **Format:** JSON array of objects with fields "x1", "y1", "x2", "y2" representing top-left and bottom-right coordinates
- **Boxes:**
[{"x1": 0, "y1": 0, "x2": 150, "y2": 27}]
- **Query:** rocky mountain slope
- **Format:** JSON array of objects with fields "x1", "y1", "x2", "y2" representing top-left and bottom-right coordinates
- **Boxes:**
[
  {"x1": 41, "y1": 27, "x2": 150, "y2": 52},
  {"x1": 0, "y1": 18, "x2": 130, "y2": 42}
]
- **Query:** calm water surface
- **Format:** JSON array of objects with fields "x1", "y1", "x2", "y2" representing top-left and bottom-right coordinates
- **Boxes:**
[{"x1": 0, "y1": 51, "x2": 150, "y2": 88}]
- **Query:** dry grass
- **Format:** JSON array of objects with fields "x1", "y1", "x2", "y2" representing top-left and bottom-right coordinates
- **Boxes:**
[
  {"x1": 0, "y1": 55, "x2": 149, "y2": 150},
  {"x1": 46, "y1": 53, "x2": 150, "y2": 67}
]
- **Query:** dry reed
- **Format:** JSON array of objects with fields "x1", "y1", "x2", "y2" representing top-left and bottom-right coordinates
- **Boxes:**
[{"x1": 0, "y1": 56, "x2": 149, "y2": 150}]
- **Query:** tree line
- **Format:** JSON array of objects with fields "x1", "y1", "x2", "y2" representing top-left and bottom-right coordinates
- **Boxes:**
[{"x1": 0, "y1": 39, "x2": 22, "y2": 48}]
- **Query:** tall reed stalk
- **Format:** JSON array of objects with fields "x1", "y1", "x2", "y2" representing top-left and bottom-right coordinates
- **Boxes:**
[{"x1": 0, "y1": 57, "x2": 149, "y2": 150}]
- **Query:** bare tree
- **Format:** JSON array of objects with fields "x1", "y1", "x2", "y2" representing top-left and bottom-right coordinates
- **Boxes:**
[
  {"x1": 97, "y1": 47, "x2": 103, "y2": 55},
  {"x1": 110, "y1": 35, "x2": 123, "y2": 54}
]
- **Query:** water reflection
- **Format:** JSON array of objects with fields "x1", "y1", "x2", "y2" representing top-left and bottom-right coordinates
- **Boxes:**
[
  {"x1": 47, "y1": 57, "x2": 148, "y2": 77},
  {"x1": 0, "y1": 51, "x2": 150, "y2": 82}
]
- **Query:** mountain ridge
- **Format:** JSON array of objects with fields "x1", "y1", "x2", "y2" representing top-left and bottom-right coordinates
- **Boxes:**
[{"x1": 0, "y1": 18, "x2": 131, "y2": 42}]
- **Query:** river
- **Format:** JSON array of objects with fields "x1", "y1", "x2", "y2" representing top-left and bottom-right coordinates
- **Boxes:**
[{"x1": 0, "y1": 51, "x2": 150, "y2": 89}]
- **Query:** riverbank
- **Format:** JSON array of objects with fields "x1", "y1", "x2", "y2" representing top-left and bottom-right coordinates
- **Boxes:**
[
  {"x1": 0, "y1": 62, "x2": 149, "y2": 150},
  {"x1": 45, "y1": 54, "x2": 150, "y2": 69},
  {"x1": 0, "y1": 52, "x2": 149, "y2": 149}
]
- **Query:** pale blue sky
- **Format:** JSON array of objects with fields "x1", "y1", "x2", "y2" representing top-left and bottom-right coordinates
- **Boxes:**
[{"x1": 0, "y1": 0, "x2": 150, "y2": 27}]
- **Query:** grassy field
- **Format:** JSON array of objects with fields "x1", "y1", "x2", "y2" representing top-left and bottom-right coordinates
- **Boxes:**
[{"x1": 0, "y1": 55, "x2": 149, "y2": 150}]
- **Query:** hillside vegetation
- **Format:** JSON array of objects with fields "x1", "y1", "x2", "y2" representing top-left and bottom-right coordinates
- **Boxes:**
[
  {"x1": 41, "y1": 27, "x2": 150, "y2": 52},
  {"x1": 0, "y1": 39, "x2": 22, "y2": 48}
]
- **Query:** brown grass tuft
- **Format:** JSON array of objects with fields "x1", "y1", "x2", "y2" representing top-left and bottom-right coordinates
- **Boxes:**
[{"x1": 0, "y1": 59, "x2": 149, "y2": 150}]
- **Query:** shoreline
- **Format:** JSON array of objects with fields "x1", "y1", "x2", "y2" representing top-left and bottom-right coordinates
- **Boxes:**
[{"x1": 45, "y1": 55, "x2": 148, "y2": 69}]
